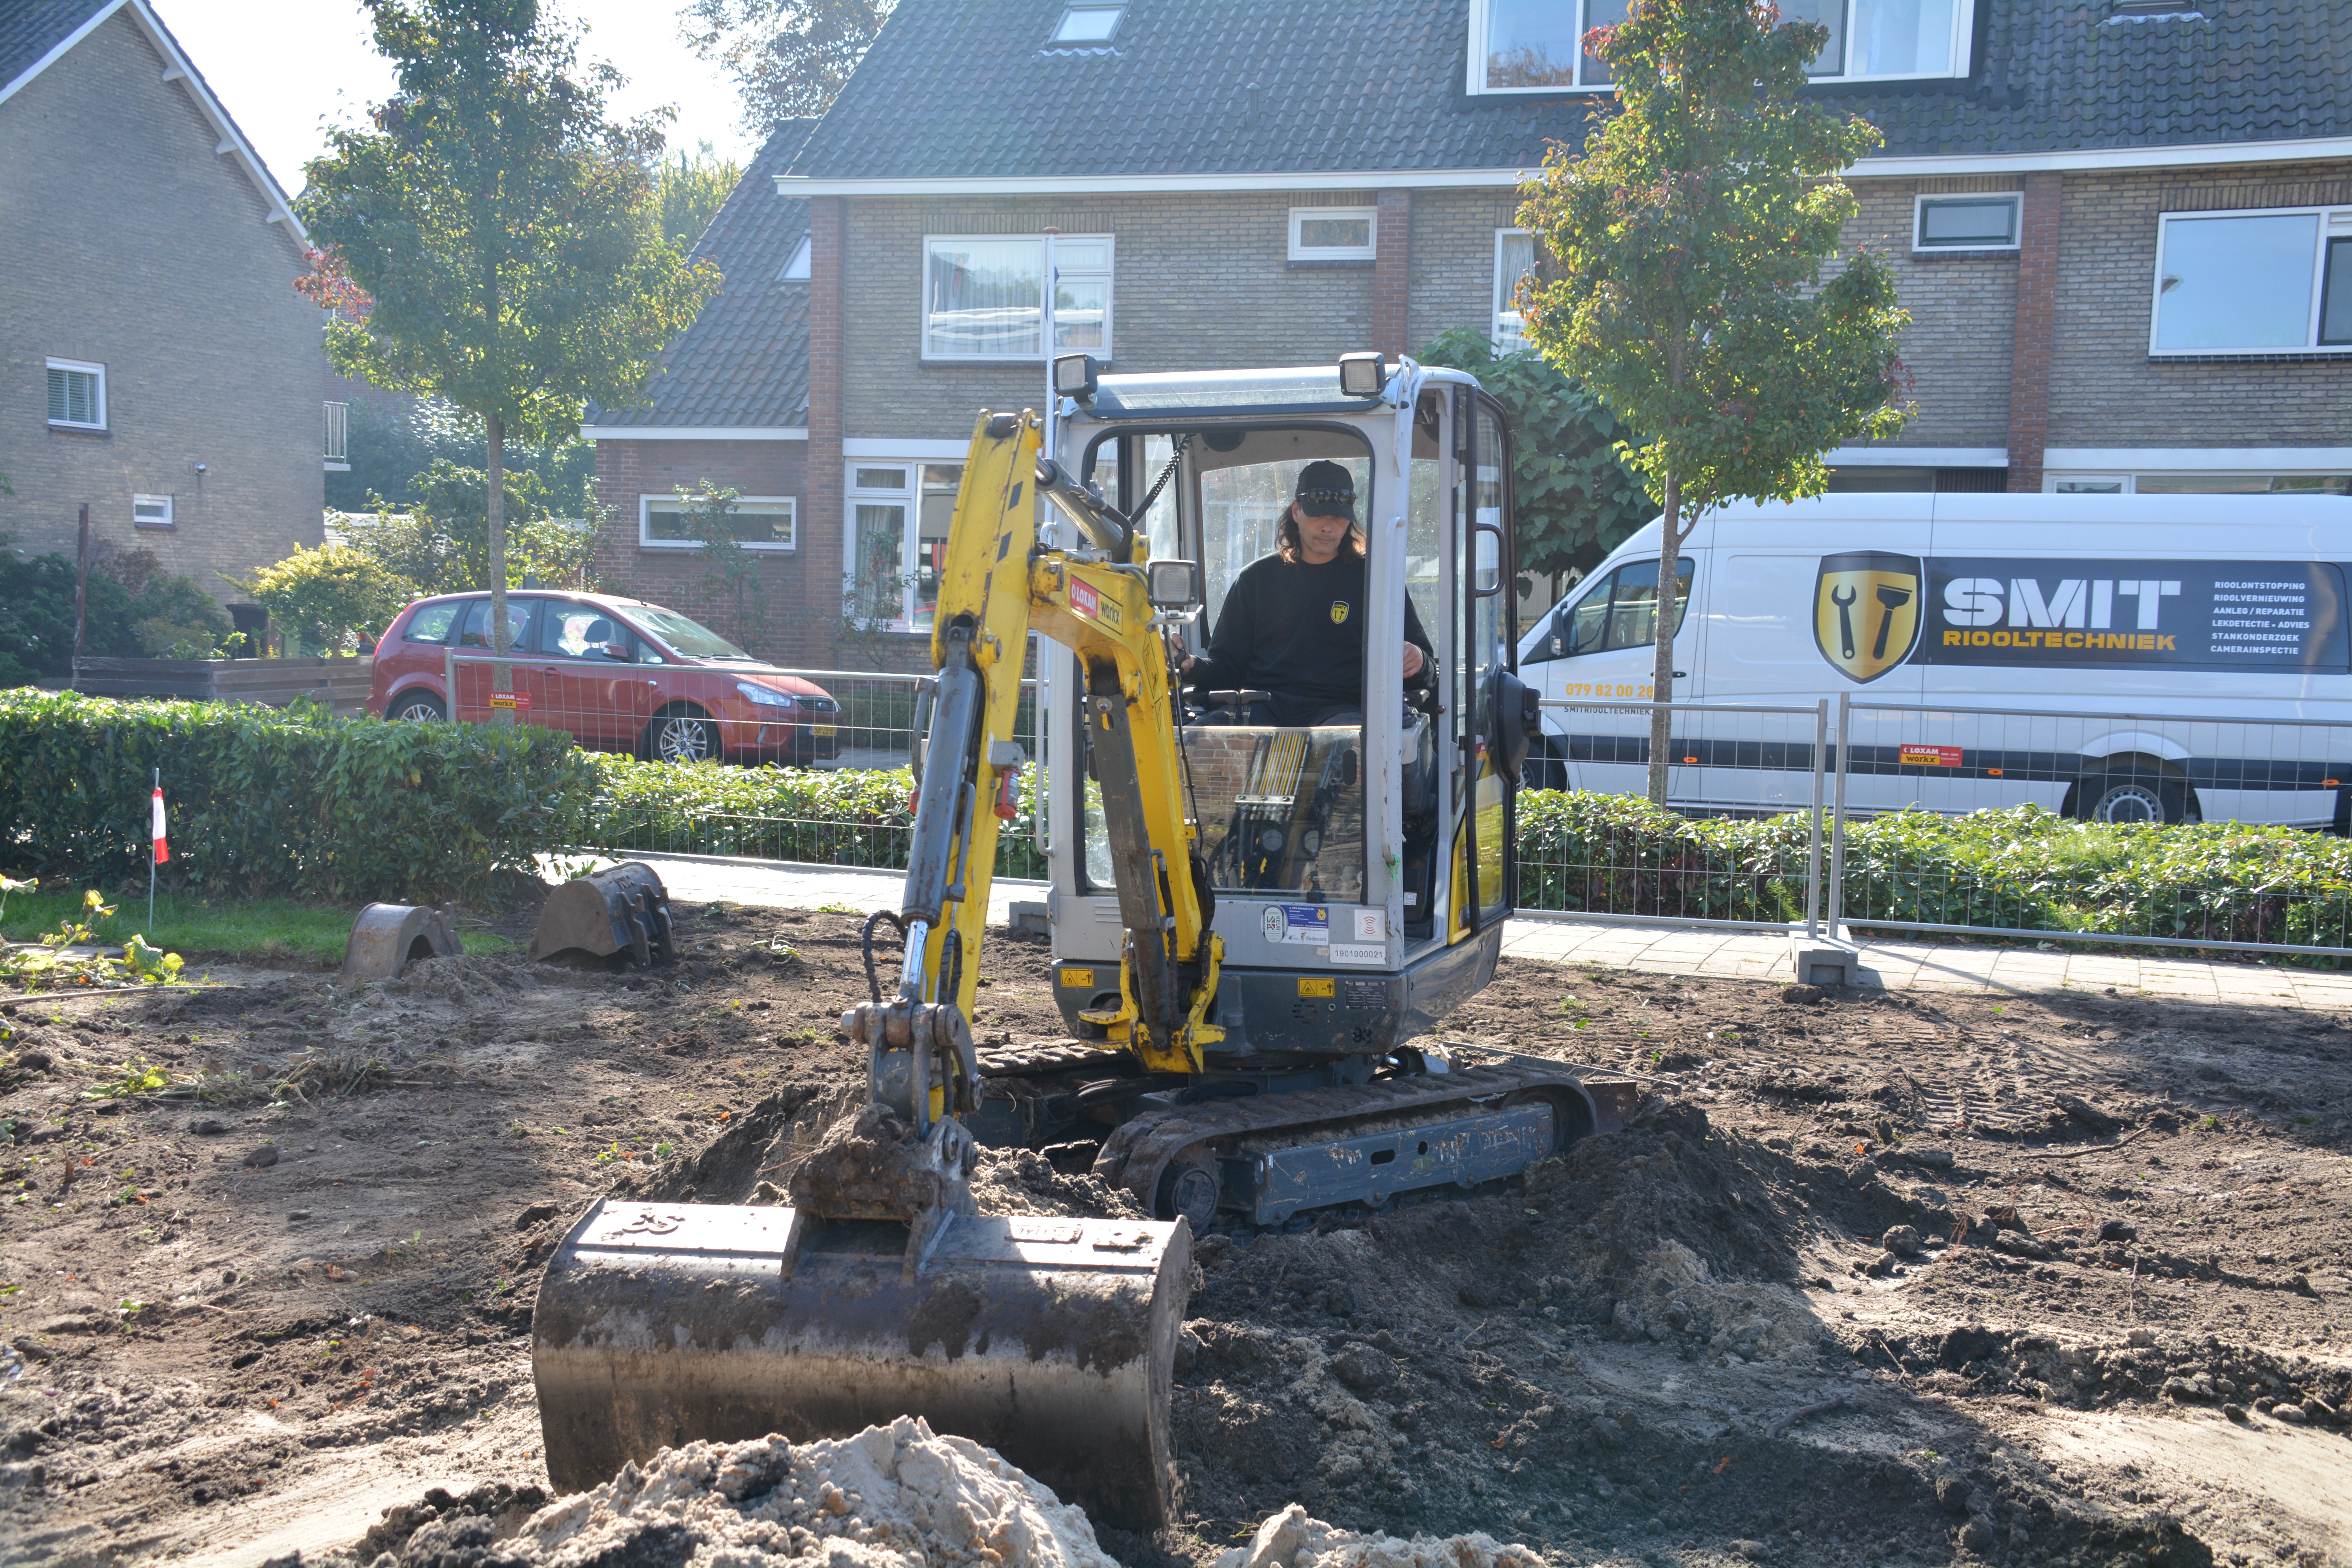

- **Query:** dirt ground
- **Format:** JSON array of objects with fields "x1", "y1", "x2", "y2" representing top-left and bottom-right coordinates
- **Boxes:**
[{"x1": 2, "y1": 895, "x2": 2349, "y2": 1568}]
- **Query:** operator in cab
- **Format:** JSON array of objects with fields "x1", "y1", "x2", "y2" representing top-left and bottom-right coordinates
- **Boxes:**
[{"x1": 1175, "y1": 461, "x2": 1434, "y2": 727}]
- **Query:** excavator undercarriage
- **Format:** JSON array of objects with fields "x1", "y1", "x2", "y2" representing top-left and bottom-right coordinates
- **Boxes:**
[{"x1": 534, "y1": 361, "x2": 1634, "y2": 1529}]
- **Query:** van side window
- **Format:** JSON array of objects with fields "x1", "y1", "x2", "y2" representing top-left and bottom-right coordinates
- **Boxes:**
[{"x1": 1533, "y1": 559, "x2": 1692, "y2": 662}]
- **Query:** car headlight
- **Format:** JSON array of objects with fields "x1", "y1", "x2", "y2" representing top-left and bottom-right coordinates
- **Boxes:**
[{"x1": 736, "y1": 682, "x2": 798, "y2": 709}]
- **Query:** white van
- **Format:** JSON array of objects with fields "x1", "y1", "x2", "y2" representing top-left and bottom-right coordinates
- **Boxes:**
[{"x1": 1516, "y1": 493, "x2": 2352, "y2": 827}]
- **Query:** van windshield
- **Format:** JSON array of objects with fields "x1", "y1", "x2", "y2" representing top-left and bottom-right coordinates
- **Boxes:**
[{"x1": 630, "y1": 606, "x2": 755, "y2": 662}]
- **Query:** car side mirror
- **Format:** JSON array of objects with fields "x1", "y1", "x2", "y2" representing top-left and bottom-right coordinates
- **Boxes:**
[{"x1": 600, "y1": 642, "x2": 631, "y2": 661}]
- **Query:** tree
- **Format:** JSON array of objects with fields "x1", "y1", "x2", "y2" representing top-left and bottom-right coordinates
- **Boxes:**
[
  {"x1": 296, "y1": 0, "x2": 719, "y2": 720},
  {"x1": 1416, "y1": 326, "x2": 1654, "y2": 593},
  {"x1": 680, "y1": 0, "x2": 893, "y2": 131},
  {"x1": 337, "y1": 457, "x2": 615, "y2": 598},
  {"x1": 1517, "y1": 0, "x2": 1913, "y2": 803},
  {"x1": 239, "y1": 546, "x2": 412, "y2": 655},
  {"x1": 325, "y1": 395, "x2": 596, "y2": 516},
  {"x1": 657, "y1": 142, "x2": 742, "y2": 254}
]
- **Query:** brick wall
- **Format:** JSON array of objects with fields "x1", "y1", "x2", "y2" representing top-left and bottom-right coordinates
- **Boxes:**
[
  {"x1": 2045, "y1": 160, "x2": 2352, "y2": 450},
  {"x1": 1406, "y1": 189, "x2": 1523, "y2": 351},
  {"x1": 839, "y1": 190, "x2": 1400, "y2": 442},
  {"x1": 1844, "y1": 176, "x2": 2021, "y2": 453},
  {"x1": 0, "y1": 10, "x2": 326, "y2": 602},
  {"x1": 588, "y1": 436, "x2": 814, "y2": 663},
  {"x1": 1373, "y1": 189, "x2": 1412, "y2": 355}
]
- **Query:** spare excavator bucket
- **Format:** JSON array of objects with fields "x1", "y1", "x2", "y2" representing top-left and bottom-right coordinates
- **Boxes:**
[
  {"x1": 530, "y1": 862, "x2": 675, "y2": 967},
  {"x1": 338, "y1": 903, "x2": 458, "y2": 982},
  {"x1": 532, "y1": 1199, "x2": 1192, "y2": 1530}
]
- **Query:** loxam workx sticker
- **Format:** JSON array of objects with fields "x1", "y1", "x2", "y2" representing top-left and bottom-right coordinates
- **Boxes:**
[
  {"x1": 1813, "y1": 552, "x2": 1922, "y2": 683},
  {"x1": 1815, "y1": 556, "x2": 2352, "y2": 677}
]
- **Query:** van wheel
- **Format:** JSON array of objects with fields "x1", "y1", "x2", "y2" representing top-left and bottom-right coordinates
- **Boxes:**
[
  {"x1": 390, "y1": 692, "x2": 445, "y2": 723},
  {"x1": 1521, "y1": 737, "x2": 1567, "y2": 792},
  {"x1": 646, "y1": 706, "x2": 720, "y2": 765},
  {"x1": 2074, "y1": 771, "x2": 2193, "y2": 825}
]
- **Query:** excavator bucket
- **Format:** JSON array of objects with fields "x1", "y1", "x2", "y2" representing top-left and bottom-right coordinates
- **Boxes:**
[
  {"x1": 531, "y1": 1198, "x2": 1192, "y2": 1530},
  {"x1": 530, "y1": 862, "x2": 675, "y2": 967},
  {"x1": 338, "y1": 903, "x2": 458, "y2": 982}
]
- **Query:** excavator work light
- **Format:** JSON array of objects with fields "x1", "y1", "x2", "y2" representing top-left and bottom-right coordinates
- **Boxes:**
[
  {"x1": 1338, "y1": 352, "x2": 1387, "y2": 397},
  {"x1": 1053, "y1": 352, "x2": 1100, "y2": 401},
  {"x1": 1146, "y1": 558, "x2": 1203, "y2": 610}
]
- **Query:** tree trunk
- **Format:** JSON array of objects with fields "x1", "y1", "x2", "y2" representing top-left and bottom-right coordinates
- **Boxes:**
[
  {"x1": 487, "y1": 412, "x2": 513, "y2": 728},
  {"x1": 1646, "y1": 467, "x2": 1681, "y2": 805}
]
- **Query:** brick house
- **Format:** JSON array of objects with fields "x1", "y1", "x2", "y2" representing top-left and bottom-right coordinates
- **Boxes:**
[
  {"x1": 598, "y1": 0, "x2": 2347, "y2": 666},
  {"x1": 0, "y1": 0, "x2": 328, "y2": 604},
  {"x1": 583, "y1": 123, "x2": 815, "y2": 661}
]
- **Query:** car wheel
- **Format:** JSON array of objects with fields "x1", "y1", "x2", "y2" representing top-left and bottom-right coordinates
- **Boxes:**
[
  {"x1": 2075, "y1": 771, "x2": 2191, "y2": 825},
  {"x1": 390, "y1": 691, "x2": 446, "y2": 723},
  {"x1": 1521, "y1": 736, "x2": 1568, "y2": 792},
  {"x1": 647, "y1": 708, "x2": 721, "y2": 765}
]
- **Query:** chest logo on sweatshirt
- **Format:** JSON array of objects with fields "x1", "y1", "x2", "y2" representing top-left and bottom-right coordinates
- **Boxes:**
[{"x1": 1329, "y1": 601, "x2": 1350, "y2": 625}]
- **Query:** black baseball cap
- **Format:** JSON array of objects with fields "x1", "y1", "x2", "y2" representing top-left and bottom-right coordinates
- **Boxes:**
[{"x1": 1294, "y1": 461, "x2": 1356, "y2": 516}]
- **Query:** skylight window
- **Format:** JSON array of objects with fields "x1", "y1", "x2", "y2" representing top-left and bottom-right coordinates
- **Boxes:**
[{"x1": 1053, "y1": 5, "x2": 1123, "y2": 43}]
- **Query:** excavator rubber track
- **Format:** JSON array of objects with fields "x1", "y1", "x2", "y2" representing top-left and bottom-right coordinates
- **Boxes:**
[{"x1": 1090, "y1": 1055, "x2": 1642, "y2": 1225}]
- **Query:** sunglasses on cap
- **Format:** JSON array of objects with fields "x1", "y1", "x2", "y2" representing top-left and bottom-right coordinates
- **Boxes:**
[{"x1": 1295, "y1": 487, "x2": 1355, "y2": 509}]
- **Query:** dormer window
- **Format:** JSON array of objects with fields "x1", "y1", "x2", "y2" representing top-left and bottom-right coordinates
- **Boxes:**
[
  {"x1": 1470, "y1": 0, "x2": 1973, "y2": 93},
  {"x1": 780, "y1": 235, "x2": 811, "y2": 281},
  {"x1": 1053, "y1": 5, "x2": 1123, "y2": 43}
]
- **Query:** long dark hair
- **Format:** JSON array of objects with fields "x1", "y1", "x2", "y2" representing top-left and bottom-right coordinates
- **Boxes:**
[{"x1": 1276, "y1": 501, "x2": 1366, "y2": 564}]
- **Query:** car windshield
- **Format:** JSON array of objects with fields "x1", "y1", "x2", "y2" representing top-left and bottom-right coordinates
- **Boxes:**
[{"x1": 628, "y1": 606, "x2": 755, "y2": 661}]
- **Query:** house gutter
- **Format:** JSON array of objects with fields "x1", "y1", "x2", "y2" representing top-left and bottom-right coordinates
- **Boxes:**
[{"x1": 772, "y1": 134, "x2": 2352, "y2": 198}]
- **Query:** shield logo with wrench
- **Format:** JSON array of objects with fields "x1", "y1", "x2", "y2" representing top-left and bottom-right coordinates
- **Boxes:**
[{"x1": 1813, "y1": 552, "x2": 1922, "y2": 683}]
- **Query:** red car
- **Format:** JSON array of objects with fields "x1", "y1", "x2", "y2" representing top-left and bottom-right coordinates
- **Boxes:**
[{"x1": 366, "y1": 590, "x2": 840, "y2": 765}]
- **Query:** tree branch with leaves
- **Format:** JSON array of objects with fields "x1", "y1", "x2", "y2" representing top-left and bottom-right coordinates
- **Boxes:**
[{"x1": 1518, "y1": 0, "x2": 1913, "y2": 802}]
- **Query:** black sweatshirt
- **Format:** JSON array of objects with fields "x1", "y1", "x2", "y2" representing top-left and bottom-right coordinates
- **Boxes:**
[{"x1": 1185, "y1": 551, "x2": 1434, "y2": 726}]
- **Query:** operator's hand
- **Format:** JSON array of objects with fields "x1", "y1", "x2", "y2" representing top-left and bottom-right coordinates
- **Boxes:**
[
  {"x1": 1164, "y1": 629, "x2": 1195, "y2": 678},
  {"x1": 1402, "y1": 643, "x2": 1426, "y2": 679}
]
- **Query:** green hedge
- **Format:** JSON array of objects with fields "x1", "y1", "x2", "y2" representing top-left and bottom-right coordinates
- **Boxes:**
[
  {"x1": 583, "y1": 753, "x2": 1046, "y2": 880},
  {"x1": 7, "y1": 686, "x2": 2347, "y2": 955},
  {"x1": 1518, "y1": 790, "x2": 2352, "y2": 951},
  {"x1": 0, "y1": 690, "x2": 595, "y2": 901}
]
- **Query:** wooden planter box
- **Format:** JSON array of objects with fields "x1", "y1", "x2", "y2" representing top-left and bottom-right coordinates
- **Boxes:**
[{"x1": 73, "y1": 656, "x2": 375, "y2": 715}]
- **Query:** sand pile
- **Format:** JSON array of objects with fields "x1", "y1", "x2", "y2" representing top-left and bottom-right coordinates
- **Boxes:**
[
  {"x1": 1215, "y1": 1503, "x2": 1542, "y2": 1568},
  {"x1": 370, "y1": 1418, "x2": 1117, "y2": 1568},
  {"x1": 969, "y1": 1146, "x2": 1142, "y2": 1220}
]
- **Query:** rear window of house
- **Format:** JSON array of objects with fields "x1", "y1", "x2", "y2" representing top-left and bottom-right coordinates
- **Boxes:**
[{"x1": 402, "y1": 602, "x2": 461, "y2": 644}]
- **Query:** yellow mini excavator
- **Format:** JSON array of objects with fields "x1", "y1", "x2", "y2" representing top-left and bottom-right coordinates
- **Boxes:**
[{"x1": 531, "y1": 356, "x2": 1637, "y2": 1530}]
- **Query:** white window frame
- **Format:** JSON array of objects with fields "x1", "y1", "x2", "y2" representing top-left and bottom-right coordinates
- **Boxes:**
[
  {"x1": 779, "y1": 235, "x2": 811, "y2": 281},
  {"x1": 1288, "y1": 207, "x2": 1377, "y2": 262},
  {"x1": 1912, "y1": 192, "x2": 2021, "y2": 253},
  {"x1": 2149, "y1": 205, "x2": 2352, "y2": 357},
  {"x1": 843, "y1": 460, "x2": 971, "y2": 632},
  {"x1": 920, "y1": 233, "x2": 1113, "y2": 363},
  {"x1": 132, "y1": 494, "x2": 174, "y2": 528},
  {"x1": 1467, "y1": 0, "x2": 1975, "y2": 94},
  {"x1": 637, "y1": 493, "x2": 797, "y2": 551},
  {"x1": 2043, "y1": 472, "x2": 2352, "y2": 496},
  {"x1": 46, "y1": 358, "x2": 105, "y2": 430},
  {"x1": 1494, "y1": 229, "x2": 1536, "y2": 349}
]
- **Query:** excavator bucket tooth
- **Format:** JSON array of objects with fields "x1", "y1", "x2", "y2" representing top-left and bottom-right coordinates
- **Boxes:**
[
  {"x1": 532, "y1": 1199, "x2": 1192, "y2": 1530},
  {"x1": 530, "y1": 862, "x2": 674, "y2": 966},
  {"x1": 337, "y1": 902, "x2": 459, "y2": 982}
]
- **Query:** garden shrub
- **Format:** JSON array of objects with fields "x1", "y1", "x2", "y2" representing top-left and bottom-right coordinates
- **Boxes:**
[{"x1": 0, "y1": 690, "x2": 595, "y2": 900}]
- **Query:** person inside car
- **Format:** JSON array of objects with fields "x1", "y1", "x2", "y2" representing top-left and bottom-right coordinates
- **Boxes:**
[{"x1": 1175, "y1": 461, "x2": 1433, "y2": 726}]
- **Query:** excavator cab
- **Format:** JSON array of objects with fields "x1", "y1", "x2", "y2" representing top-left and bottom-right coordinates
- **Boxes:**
[{"x1": 1040, "y1": 365, "x2": 1532, "y2": 1065}]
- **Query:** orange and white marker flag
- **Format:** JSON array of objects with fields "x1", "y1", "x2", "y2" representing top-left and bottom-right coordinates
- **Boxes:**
[{"x1": 151, "y1": 786, "x2": 170, "y2": 865}]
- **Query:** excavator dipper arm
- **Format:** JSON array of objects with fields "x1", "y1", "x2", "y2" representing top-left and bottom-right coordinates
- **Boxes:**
[{"x1": 532, "y1": 410, "x2": 1206, "y2": 1532}]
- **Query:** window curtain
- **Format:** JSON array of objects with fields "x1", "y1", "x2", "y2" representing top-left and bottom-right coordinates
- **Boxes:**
[{"x1": 926, "y1": 240, "x2": 1044, "y2": 356}]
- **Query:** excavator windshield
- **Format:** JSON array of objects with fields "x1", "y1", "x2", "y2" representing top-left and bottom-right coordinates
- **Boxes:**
[{"x1": 1074, "y1": 427, "x2": 1387, "y2": 900}]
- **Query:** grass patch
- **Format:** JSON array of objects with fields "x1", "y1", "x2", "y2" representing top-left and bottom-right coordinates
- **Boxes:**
[{"x1": 0, "y1": 885, "x2": 515, "y2": 969}]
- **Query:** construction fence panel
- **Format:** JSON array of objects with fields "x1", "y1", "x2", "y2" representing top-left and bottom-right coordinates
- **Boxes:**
[
  {"x1": 1828, "y1": 697, "x2": 2352, "y2": 956},
  {"x1": 1519, "y1": 698, "x2": 1829, "y2": 934}
]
